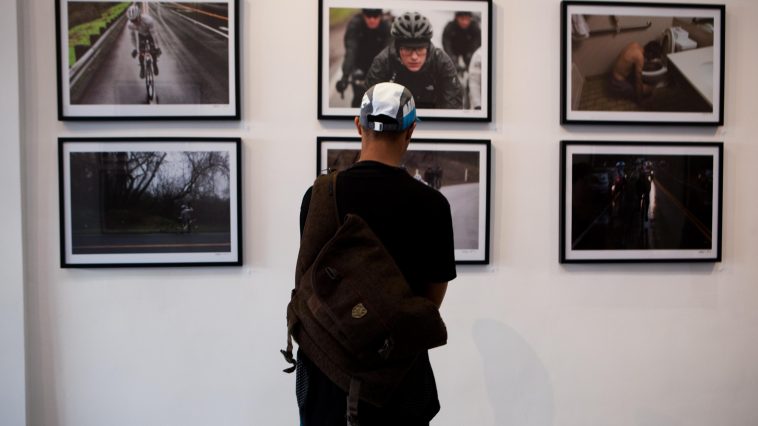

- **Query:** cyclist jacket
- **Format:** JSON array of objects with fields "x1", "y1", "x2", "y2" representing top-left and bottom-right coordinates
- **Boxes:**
[
  {"x1": 366, "y1": 43, "x2": 463, "y2": 110},
  {"x1": 128, "y1": 15, "x2": 159, "y2": 49}
]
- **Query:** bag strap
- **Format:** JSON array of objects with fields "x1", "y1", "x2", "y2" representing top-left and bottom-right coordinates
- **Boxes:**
[
  {"x1": 282, "y1": 171, "x2": 342, "y2": 373},
  {"x1": 346, "y1": 378, "x2": 361, "y2": 426}
]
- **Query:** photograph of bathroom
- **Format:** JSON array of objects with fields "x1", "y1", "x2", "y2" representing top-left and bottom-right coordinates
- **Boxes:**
[{"x1": 570, "y1": 14, "x2": 716, "y2": 113}]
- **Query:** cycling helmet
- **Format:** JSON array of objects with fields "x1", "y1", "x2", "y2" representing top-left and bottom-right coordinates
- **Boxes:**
[
  {"x1": 126, "y1": 5, "x2": 141, "y2": 21},
  {"x1": 391, "y1": 12, "x2": 433, "y2": 44}
]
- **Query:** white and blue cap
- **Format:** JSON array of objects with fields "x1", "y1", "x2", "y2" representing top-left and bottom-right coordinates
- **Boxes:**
[{"x1": 359, "y1": 82, "x2": 417, "y2": 132}]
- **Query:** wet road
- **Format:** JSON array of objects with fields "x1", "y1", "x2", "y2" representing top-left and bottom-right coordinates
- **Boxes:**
[
  {"x1": 72, "y1": 231, "x2": 232, "y2": 254},
  {"x1": 71, "y1": 2, "x2": 230, "y2": 105},
  {"x1": 572, "y1": 175, "x2": 712, "y2": 251},
  {"x1": 441, "y1": 182, "x2": 480, "y2": 250}
]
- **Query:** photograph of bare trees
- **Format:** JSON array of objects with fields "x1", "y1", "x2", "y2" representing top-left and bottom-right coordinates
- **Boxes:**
[{"x1": 59, "y1": 138, "x2": 241, "y2": 267}]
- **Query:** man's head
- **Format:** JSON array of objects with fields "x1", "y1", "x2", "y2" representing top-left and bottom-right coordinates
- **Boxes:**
[
  {"x1": 362, "y1": 9, "x2": 382, "y2": 29},
  {"x1": 355, "y1": 83, "x2": 417, "y2": 162},
  {"x1": 455, "y1": 11, "x2": 473, "y2": 29},
  {"x1": 359, "y1": 82, "x2": 417, "y2": 132},
  {"x1": 644, "y1": 40, "x2": 663, "y2": 61},
  {"x1": 391, "y1": 12, "x2": 433, "y2": 72},
  {"x1": 126, "y1": 5, "x2": 141, "y2": 22}
]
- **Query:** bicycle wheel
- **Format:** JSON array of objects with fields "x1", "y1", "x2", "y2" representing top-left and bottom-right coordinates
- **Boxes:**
[{"x1": 145, "y1": 57, "x2": 155, "y2": 102}]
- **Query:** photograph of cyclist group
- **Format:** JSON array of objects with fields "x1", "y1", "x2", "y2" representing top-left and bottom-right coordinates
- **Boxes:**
[
  {"x1": 320, "y1": 0, "x2": 491, "y2": 120},
  {"x1": 59, "y1": 139, "x2": 242, "y2": 267},
  {"x1": 318, "y1": 138, "x2": 490, "y2": 263},
  {"x1": 57, "y1": 0, "x2": 239, "y2": 119},
  {"x1": 561, "y1": 142, "x2": 722, "y2": 262}
]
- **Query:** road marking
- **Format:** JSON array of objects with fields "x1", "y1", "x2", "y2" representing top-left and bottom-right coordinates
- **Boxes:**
[
  {"x1": 654, "y1": 181, "x2": 712, "y2": 242},
  {"x1": 168, "y1": 7, "x2": 229, "y2": 39},
  {"x1": 172, "y1": 3, "x2": 229, "y2": 21}
]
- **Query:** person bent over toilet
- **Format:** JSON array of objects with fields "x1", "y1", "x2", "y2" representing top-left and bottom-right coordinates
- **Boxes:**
[{"x1": 608, "y1": 41, "x2": 662, "y2": 102}]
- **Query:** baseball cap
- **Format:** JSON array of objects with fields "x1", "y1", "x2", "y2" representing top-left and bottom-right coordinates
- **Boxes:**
[{"x1": 359, "y1": 82, "x2": 417, "y2": 132}]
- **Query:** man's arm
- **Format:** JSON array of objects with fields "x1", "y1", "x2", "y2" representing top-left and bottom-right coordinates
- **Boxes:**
[
  {"x1": 341, "y1": 17, "x2": 360, "y2": 77},
  {"x1": 129, "y1": 24, "x2": 138, "y2": 50},
  {"x1": 423, "y1": 282, "x2": 448, "y2": 308},
  {"x1": 633, "y1": 52, "x2": 651, "y2": 100}
]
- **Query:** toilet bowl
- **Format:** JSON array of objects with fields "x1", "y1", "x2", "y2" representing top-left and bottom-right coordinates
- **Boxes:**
[
  {"x1": 642, "y1": 59, "x2": 667, "y2": 86},
  {"x1": 641, "y1": 27, "x2": 698, "y2": 86}
]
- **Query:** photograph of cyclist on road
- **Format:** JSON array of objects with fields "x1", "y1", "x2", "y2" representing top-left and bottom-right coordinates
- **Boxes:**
[
  {"x1": 58, "y1": 0, "x2": 239, "y2": 119},
  {"x1": 318, "y1": 138, "x2": 491, "y2": 263},
  {"x1": 320, "y1": 0, "x2": 490, "y2": 120}
]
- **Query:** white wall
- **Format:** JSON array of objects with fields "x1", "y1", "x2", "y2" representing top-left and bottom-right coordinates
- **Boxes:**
[
  {"x1": 18, "y1": 0, "x2": 758, "y2": 425},
  {"x1": 0, "y1": 0, "x2": 26, "y2": 424}
]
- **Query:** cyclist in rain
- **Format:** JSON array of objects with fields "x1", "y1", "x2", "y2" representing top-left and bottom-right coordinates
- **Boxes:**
[
  {"x1": 336, "y1": 9, "x2": 391, "y2": 107},
  {"x1": 126, "y1": 4, "x2": 162, "y2": 79},
  {"x1": 367, "y1": 11, "x2": 463, "y2": 109},
  {"x1": 442, "y1": 11, "x2": 481, "y2": 71}
]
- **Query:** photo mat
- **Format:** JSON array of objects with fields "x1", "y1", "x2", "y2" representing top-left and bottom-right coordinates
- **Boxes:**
[
  {"x1": 56, "y1": 0, "x2": 240, "y2": 120},
  {"x1": 317, "y1": 137, "x2": 491, "y2": 264},
  {"x1": 319, "y1": 0, "x2": 492, "y2": 121},
  {"x1": 560, "y1": 141, "x2": 723, "y2": 263},
  {"x1": 561, "y1": 1, "x2": 725, "y2": 125},
  {"x1": 59, "y1": 138, "x2": 242, "y2": 267}
]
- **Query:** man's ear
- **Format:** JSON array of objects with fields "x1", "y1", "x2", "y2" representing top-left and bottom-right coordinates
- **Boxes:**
[
  {"x1": 404, "y1": 122, "x2": 416, "y2": 143},
  {"x1": 354, "y1": 117, "x2": 363, "y2": 136}
]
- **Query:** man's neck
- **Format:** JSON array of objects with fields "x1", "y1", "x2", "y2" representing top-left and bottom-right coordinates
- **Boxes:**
[{"x1": 358, "y1": 139, "x2": 405, "y2": 166}]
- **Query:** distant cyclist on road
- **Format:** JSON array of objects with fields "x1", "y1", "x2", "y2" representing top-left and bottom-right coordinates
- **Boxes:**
[
  {"x1": 336, "y1": 9, "x2": 391, "y2": 107},
  {"x1": 126, "y1": 4, "x2": 161, "y2": 79},
  {"x1": 179, "y1": 203, "x2": 194, "y2": 233}
]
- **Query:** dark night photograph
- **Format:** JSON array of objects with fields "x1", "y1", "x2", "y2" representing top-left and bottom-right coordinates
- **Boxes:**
[{"x1": 562, "y1": 142, "x2": 723, "y2": 263}]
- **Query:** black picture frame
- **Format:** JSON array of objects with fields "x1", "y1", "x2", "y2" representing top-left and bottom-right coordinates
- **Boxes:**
[
  {"x1": 58, "y1": 137, "x2": 243, "y2": 267},
  {"x1": 317, "y1": 137, "x2": 491, "y2": 264},
  {"x1": 561, "y1": 1, "x2": 725, "y2": 126},
  {"x1": 560, "y1": 140, "x2": 723, "y2": 263},
  {"x1": 56, "y1": 0, "x2": 241, "y2": 121},
  {"x1": 318, "y1": 0, "x2": 493, "y2": 122}
]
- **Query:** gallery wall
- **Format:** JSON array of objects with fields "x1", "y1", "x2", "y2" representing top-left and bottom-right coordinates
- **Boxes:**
[
  {"x1": 14, "y1": 0, "x2": 758, "y2": 425},
  {"x1": 0, "y1": 0, "x2": 26, "y2": 425}
]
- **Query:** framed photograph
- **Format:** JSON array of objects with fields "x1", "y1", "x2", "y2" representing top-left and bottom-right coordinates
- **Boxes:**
[
  {"x1": 560, "y1": 141, "x2": 723, "y2": 263},
  {"x1": 58, "y1": 137, "x2": 242, "y2": 267},
  {"x1": 318, "y1": 0, "x2": 492, "y2": 122},
  {"x1": 561, "y1": 1, "x2": 725, "y2": 125},
  {"x1": 317, "y1": 137, "x2": 491, "y2": 264},
  {"x1": 56, "y1": 0, "x2": 240, "y2": 120}
]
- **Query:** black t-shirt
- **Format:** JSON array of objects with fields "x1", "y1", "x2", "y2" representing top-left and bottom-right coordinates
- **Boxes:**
[{"x1": 297, "y1": 160, "x2": 457, "y2": 424}]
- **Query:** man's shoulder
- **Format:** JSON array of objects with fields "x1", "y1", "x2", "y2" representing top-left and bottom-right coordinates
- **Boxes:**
[
  {"x1": 346, "y1": 14, "x2": 364, "y2": 30},
  {"x1": 429, "y1": 45, "x2": 456, "y2": 69}
]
